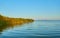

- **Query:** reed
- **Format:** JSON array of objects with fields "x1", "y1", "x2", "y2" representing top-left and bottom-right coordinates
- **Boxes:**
[{"x1": 0, "y1": 14, "x2": 34, "y2": 34}]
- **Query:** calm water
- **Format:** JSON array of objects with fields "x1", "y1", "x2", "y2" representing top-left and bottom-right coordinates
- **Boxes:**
[{"x1": 0, "y1": 20, "x2": 60, "y2": 38}]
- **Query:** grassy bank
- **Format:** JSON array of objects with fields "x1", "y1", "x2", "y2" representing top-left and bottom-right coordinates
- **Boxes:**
[{"x1": 0, "y1": 14, "x2": 34, "y2": 34}]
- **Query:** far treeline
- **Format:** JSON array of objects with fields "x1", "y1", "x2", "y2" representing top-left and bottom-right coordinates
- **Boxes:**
[
  {"x1": 0, "y1": 14, "x2": 34, "y2": 26},
  {"x1": 0, "y1": 14, "x2": 34, "y2": 33}
]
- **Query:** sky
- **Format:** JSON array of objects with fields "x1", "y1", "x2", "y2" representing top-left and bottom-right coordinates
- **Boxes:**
[{"x1": 0, "y1": 0, "x2": 60, "y2": 20}]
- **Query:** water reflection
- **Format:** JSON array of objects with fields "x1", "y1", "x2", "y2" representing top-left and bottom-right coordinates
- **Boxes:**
[
  {"x1": 0, "y1": 20, "x2": 33, "y2": 34},
  {"x1": 0, "y1": 14, "x2": 34, "y2": 34},
  {"x1": 0, "y1": 20, "x2": 60, "y2": 38},
  {"x1": 0, "y1": 20, "x2": 9, "y2": 34}
]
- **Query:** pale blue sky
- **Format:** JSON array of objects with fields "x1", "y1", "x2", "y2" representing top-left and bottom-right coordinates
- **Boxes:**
[{"x1": 0, "y1": 0, "x2": 60, "y2": 20}]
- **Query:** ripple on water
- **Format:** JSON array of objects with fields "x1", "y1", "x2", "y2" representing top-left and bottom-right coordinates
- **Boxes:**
[{"x1": 0, "y1": 20, "x2": 60, "y2": 38}]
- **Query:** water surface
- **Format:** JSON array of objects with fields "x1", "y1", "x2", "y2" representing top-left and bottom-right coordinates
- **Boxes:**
[{"x1": 0, "y1": 20, "x2": 60, "y2": 38}]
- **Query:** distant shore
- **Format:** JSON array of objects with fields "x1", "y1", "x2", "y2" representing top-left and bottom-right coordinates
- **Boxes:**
[
  {"x1": 0, "y1": 14, "x2": 34, "y2": 33},
  {"x1": 0, "y1": 14, "x2": 34, "y2": 26}
]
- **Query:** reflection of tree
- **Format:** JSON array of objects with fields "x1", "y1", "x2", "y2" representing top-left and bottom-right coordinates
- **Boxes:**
[
  {"x1": 0, "y1": 20, "x2": 10, "y2": 34},
  {"x1": 0, "y1": 14, "x2": 34, "y2": 34}
]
